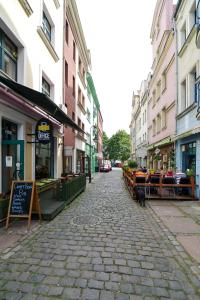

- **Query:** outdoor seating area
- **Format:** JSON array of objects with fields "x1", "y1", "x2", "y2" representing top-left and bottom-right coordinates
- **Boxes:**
[{"x1": 123, "y1": 167, "x2": 196, "y2": 200}]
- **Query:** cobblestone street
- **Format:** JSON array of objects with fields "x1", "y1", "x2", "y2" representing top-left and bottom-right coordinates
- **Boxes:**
[{"x1": 0, "y1": 169, "x2": 200, "y2": 300}]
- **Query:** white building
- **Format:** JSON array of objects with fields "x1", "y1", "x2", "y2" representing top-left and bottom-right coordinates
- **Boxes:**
[{"x1": 0, "y1": 0, "x2": 65, "y2": 194}]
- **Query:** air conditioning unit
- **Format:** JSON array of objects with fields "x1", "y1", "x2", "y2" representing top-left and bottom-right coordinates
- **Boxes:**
[{"x1": 59, "y1": 104, "x2": 67, "y2": 114}]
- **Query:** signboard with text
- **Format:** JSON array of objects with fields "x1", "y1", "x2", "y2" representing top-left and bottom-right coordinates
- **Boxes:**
[{"x1": 35, "y1": 118, "x2": 52, "y2": 144}]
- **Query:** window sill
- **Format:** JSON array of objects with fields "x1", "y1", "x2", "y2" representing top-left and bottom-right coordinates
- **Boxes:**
[
  {"x1": 37, "y1": 26, "x2": 59, "y2": 62},
  {"x1": 18, "y1": 0, "x2": 33, "y2": 17}
]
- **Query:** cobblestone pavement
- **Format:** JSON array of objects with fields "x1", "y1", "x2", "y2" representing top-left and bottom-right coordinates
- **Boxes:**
[{"x1": 0, "y1": 169, "x2": 200, "y2": 300}]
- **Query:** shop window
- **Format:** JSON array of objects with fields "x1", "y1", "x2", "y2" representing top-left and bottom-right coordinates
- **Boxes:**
[
  {"x1": 0, "y1": 30, "x2": 18, "y2": 80},
  {"x1": 181, "y1": 142, "x2": 196, "y2": 174},
  {"x1": 35, "y1": 142, "x2": 53, "y2": 179}
]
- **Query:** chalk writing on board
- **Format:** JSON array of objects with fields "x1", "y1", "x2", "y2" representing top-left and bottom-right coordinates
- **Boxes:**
[{"x1": 10, "y1": 182, "x2": 33, "y2": 215}]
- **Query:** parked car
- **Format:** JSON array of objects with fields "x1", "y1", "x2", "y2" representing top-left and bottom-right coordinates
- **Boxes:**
[
  {"x1": 114, "y1": 160, "x2": 122, "y2": 168},
  {"x1": 100, "y1": 164, "x2": 110, "y2": 172}
]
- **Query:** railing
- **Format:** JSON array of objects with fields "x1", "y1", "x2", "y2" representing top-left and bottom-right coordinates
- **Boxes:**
[
  {"x1": 59, "y1": 174, "x2": 86, "y2": 204},
  {"x1": 123, "y1": 169, "x2": 196, "y2": 200}
]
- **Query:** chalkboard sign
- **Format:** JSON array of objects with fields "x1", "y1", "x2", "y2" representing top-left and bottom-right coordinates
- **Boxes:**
[
  {"x1": 6, "y1": 181, "x2": 41, "y2": 229},
  {"x1": 10, "y1": 182, "x2": 33, "y2": 215}
]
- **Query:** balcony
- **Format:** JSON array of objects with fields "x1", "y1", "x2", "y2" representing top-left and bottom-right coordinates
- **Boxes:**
[{"x1": 196, "y1": 0, "x2": 200, "y2": 48}]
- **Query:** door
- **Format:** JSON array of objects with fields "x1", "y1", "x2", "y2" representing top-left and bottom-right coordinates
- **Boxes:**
[{"x1": 2, "y1": 140, "x2": 24, "y2": 195}]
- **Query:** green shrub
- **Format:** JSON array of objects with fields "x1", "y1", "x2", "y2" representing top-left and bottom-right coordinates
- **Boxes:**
[{"x1": 128, "y1": 160, "x2": 138, "y2": 169}]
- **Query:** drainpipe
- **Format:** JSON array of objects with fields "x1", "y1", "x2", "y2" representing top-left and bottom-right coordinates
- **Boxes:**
[{"x1": 173, "y1": 15, "x2": 179, "y2": 171}]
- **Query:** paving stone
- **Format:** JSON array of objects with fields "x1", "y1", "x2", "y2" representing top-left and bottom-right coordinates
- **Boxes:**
[
  {"x1": 82, "y1": 288, "x2": 100, "y2": 300},
  {"x1": 1, "y1": 171, "x2": 200, "y2": 299},
  {"x1": 88, "y1": 279, "x2": 104, "y2": 289},
  {"x1": 100, "y1": 290, "x2": 115, "y2": 300},
  {"x1": 63, "y1": 287, "x2": 81, "y2": 299}
]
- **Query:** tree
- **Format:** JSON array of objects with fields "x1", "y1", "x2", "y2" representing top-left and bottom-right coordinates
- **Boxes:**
[
  {"x1": 102, "y1": 131, "x2": 109, "y2": 159},
  {"x1": 108, "y1": 130, "x2": 131, "y2": 162}
]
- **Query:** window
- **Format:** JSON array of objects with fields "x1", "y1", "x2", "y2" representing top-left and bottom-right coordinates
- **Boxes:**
[
  {"x1": 82, "y1": 95, "x2": 85, "y2": 108},
  {"x1": 189, "y1": 2, "x2": 196, "y2": 32},
  {"x1": 157, "y1": 80, "x2": 161, "y2": 100},
  {"x1": 42, "y1": 12, "x2": 51, "y2": 41},
  {"x1": 78, "y1": 118, "x2": 81, "y2": 128},
  {"x1": 87, "y1": 108, "x2": 91, "y2": 123},
  {"x1": 82, "y1": 68, "x2": 85, "y2": 81},
  {"x1": 72, "y1": 76, "x2": 75, "y2": 97},
  {"x1": 78, "y1": 57, "x2": 81, "y2": 73},
  {"x1": 72, "y1": 112, "x2": 75, "y2": 121},
  {"x1": 36, "y1": 142, "x2": 53, "y2": 179},
  {"x1": 161, "y1": 108, "x2": 166, "y2": 129},
  {"x1": 161, "y1": 70, "x2": 166, "y2": 92},
  {"x1": 0, "y1": 30, "x2": 18, "y2": 80},
  {"x1": 153, "y1": 119, "x2": 156, "y2": 136},
  {"x1": 42, "y1": 77, "x2": 50, "y2": 97},
  {"x1": 181, "y1": 142, "x2": 196, "y2": 174},
  {"x1": 181, "y1": 79, "x2": 186, "y2": 111},
  {"x1": 180, "y1": 22, "x2": 186, "y2": 49},
  {"x1": 152, "y1": 90, "x2": 156, "y2": 107},
  {"x1": 65, "y1": 21, "x2": 69, "y2": 44},
  {"x1": 189, "y1": 67, "x2": 196, "y2": 104},
  {"x1": 65, "y1": 61, "x2": 68, "y2": 86},
  {"x1": 157, "y1": 114, "x2": 161, "y2": 133},
  {"x1": 144, "y1": 110, "x2": 147, "y2": 123},
  {"x1": 78, "y1": 86, "x2": 81, "y2": 102},
  {"x1": 73, "y1": 41, "x2": 76, "y2": 61},
  {"x1": 82, "y1": 123, "x2": 84, "y2": 132}
]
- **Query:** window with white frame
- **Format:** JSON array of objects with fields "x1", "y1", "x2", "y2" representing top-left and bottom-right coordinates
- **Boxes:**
[
  {"x1": 0, "y1": 29, "x2": 18, "y2": 80},
  {"x1": 180, "y1": 22, "x2": 186, "y2": 50},
  {"x1": 181, "y1": 79, "x2": 187, "y2": 111},
  {"x1": 157, "y1": 80, "x2": 161, "y2": 100},
  {"x1": 157, "y1": 114, "x2": 161, "y2": 133},
  {"x1": 189, "y1": 66, "x2": 196, "y2": 105},
  {"x1": 161, "y1": 107, "x2": 166, "y2": 129},
  {"x1": 42, "y1": 77, "x2": 51, "y2": 97},
  {"x1": 153, "y1": 119, "x2": 156, "y2": 136},
  {"x1": 161, "y1": 70, "x2": 166, "y2": 92},
  {"x1": 152, "y1": 90, "x2": 156, "y2": 106},
  {"x1": 189, "y1": 1, "x2": 196, "y2": 33},
  {"x1": 42, "y1": 12, "x2": 51, "y2": 41}
]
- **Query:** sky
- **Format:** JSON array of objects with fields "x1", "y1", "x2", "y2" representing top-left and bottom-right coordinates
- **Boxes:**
[{"x1": 75, "y1": 0, "x2": 176, "y2": 138}]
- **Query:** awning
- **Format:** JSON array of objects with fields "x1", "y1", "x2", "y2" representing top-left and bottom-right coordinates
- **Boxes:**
[
  {"x1": 147, "y1": 136, "x2": 172, "y2": 150},
  {"x1": 0, "y1": 75, "x2": 84, "y2": 133}
]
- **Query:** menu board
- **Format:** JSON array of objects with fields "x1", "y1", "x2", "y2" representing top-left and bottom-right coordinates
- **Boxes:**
[
  {"x1": 6, "y1": 180, "x2": 42, "y2": 230},
  {"x1": 10, "y1": 182, "x2": 34, "y2": 215}
]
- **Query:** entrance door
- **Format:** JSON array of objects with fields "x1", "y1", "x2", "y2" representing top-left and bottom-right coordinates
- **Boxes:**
[{"x1": 2, "y1": 140, "x2": 24, "y2": 195}]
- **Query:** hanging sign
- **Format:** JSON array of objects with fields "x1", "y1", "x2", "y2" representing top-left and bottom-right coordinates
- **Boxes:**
[{"x1": 35, "y1": 118, "x2": 52, "y2": 144}]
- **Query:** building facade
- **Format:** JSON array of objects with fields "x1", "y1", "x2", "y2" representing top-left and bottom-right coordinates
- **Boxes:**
[
  {"x1": 174, "y1": 0, "x2": 200, "y2": 195},
  {"x1": 135, "y1": 80, "x2": 148, "y2": 168},
  {"x1": 130, "y1": 92, "x2": 139, "y2": 161},
  {"x1": 0, "y1": 0, "x2": 65, "y2": 195},
  {"x1": 148, "y1": 0, "x2": 176, "y2": 172},
  {"x1": 65, "y1": 0, "x2": 92, "y2": 174}
]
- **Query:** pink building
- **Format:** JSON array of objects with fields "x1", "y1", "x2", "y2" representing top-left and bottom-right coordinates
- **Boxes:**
[{"x1": 147, "y1": 0, "x2": 176, "y2": 171}]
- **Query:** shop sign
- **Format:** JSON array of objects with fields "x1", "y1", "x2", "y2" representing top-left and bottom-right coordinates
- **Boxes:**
[{"x1": 35, "y1": 118, "x2": 52, "y2": 144}]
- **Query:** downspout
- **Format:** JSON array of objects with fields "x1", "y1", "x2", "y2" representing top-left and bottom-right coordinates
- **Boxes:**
[
  {"x1": 173, "y1": 14, "x2": 179, "y2": 171},
  {"x1": 62, "y1": 0, "x2": 66, "y2": 174}
]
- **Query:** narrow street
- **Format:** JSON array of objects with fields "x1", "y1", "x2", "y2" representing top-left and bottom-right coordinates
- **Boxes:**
[{"x1": 0, "y1": 169, "x2": 200, "y2": 300}]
